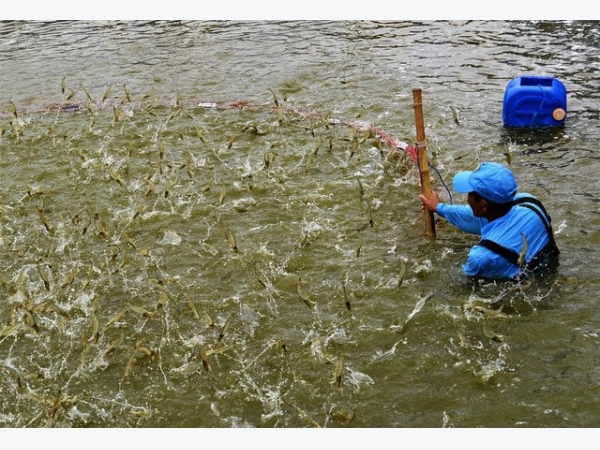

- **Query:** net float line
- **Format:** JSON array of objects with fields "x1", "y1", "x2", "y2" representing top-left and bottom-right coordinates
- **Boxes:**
[
  {"x1": 181, "y1": 99, "x2": 420, "y2": 163},
  {"x1": 1, "y1": 97, "x2": 419, "y2": 164}
]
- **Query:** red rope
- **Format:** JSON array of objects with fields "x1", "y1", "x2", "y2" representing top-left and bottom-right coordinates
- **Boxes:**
[{"x1": 331, "y1": 118, "x2": 418, "y2": 164}]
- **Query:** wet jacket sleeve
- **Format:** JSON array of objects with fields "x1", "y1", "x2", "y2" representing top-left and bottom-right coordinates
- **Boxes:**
[{"x1": 436, "y1": 203, "x2": 488, "y2": 235}]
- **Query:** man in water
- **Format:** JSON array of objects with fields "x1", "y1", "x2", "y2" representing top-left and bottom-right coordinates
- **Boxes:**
[{"x1": 419, "y1": 162, "x2": 559, "y2": 282}]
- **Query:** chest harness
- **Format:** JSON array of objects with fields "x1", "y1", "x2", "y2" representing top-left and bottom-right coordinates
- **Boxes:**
[{"x1": 477, "y1": 197, "x2": 560, "y2": 277}]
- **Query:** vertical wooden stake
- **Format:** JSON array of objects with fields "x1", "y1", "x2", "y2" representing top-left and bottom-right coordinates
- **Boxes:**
[{"x1": 412, "y1": 88, "x2": 436, "y2": 238}]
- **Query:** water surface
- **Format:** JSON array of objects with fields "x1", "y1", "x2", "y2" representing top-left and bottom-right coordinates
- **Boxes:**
[{"x1": 0, "y1": 20, "x2": 599, "y2": 428}]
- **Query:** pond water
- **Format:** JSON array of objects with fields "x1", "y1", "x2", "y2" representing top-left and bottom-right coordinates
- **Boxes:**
[{"x1": 0, "y1": 20, "x2": 599, "y2": 429}]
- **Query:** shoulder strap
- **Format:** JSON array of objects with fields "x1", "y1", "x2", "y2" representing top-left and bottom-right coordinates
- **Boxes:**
[
  {"x1": 516, "y1": 203, "x2": 559, "y2": 251},
  {"x1": 512, "y1": 196, "x2": 551, "y2": 223},
  {"x1": 513, "y1": 196, "x2": 559, "y2": 249},
  {"x1": 478, "y1": 239, "x2": 521, "y2": 267}
]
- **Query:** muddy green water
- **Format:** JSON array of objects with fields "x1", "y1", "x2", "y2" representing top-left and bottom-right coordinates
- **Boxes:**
[{"x1": 0, "y1": 20, "x2": 599, "y2": 428}]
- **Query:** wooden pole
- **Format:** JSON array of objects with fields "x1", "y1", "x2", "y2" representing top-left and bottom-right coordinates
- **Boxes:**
[{"x1": 412, "y1": 88, "x2": 436, "y2": 238}]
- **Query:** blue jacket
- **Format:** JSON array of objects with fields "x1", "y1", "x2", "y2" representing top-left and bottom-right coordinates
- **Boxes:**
[{"x1": 436, "y1": 193, "x2": 552, "y2": 281}]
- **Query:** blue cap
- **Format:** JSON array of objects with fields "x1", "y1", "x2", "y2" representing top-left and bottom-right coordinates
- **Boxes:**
[{"x1": 452, "y1": 162, "x2": 517, "y2": 204}]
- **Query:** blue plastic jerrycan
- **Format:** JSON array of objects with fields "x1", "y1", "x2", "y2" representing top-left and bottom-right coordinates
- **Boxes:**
[{"x1": 502, "y1": 76, "x2": 567, "y2": 128}]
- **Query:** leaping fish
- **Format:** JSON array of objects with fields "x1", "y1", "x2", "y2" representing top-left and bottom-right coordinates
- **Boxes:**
[
  {"x1": 393, "y1": 292, "x2": 435, "y2": 333},
  {"x1": 517, "y1": 232, "x2": 528, "y2": 268}
]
